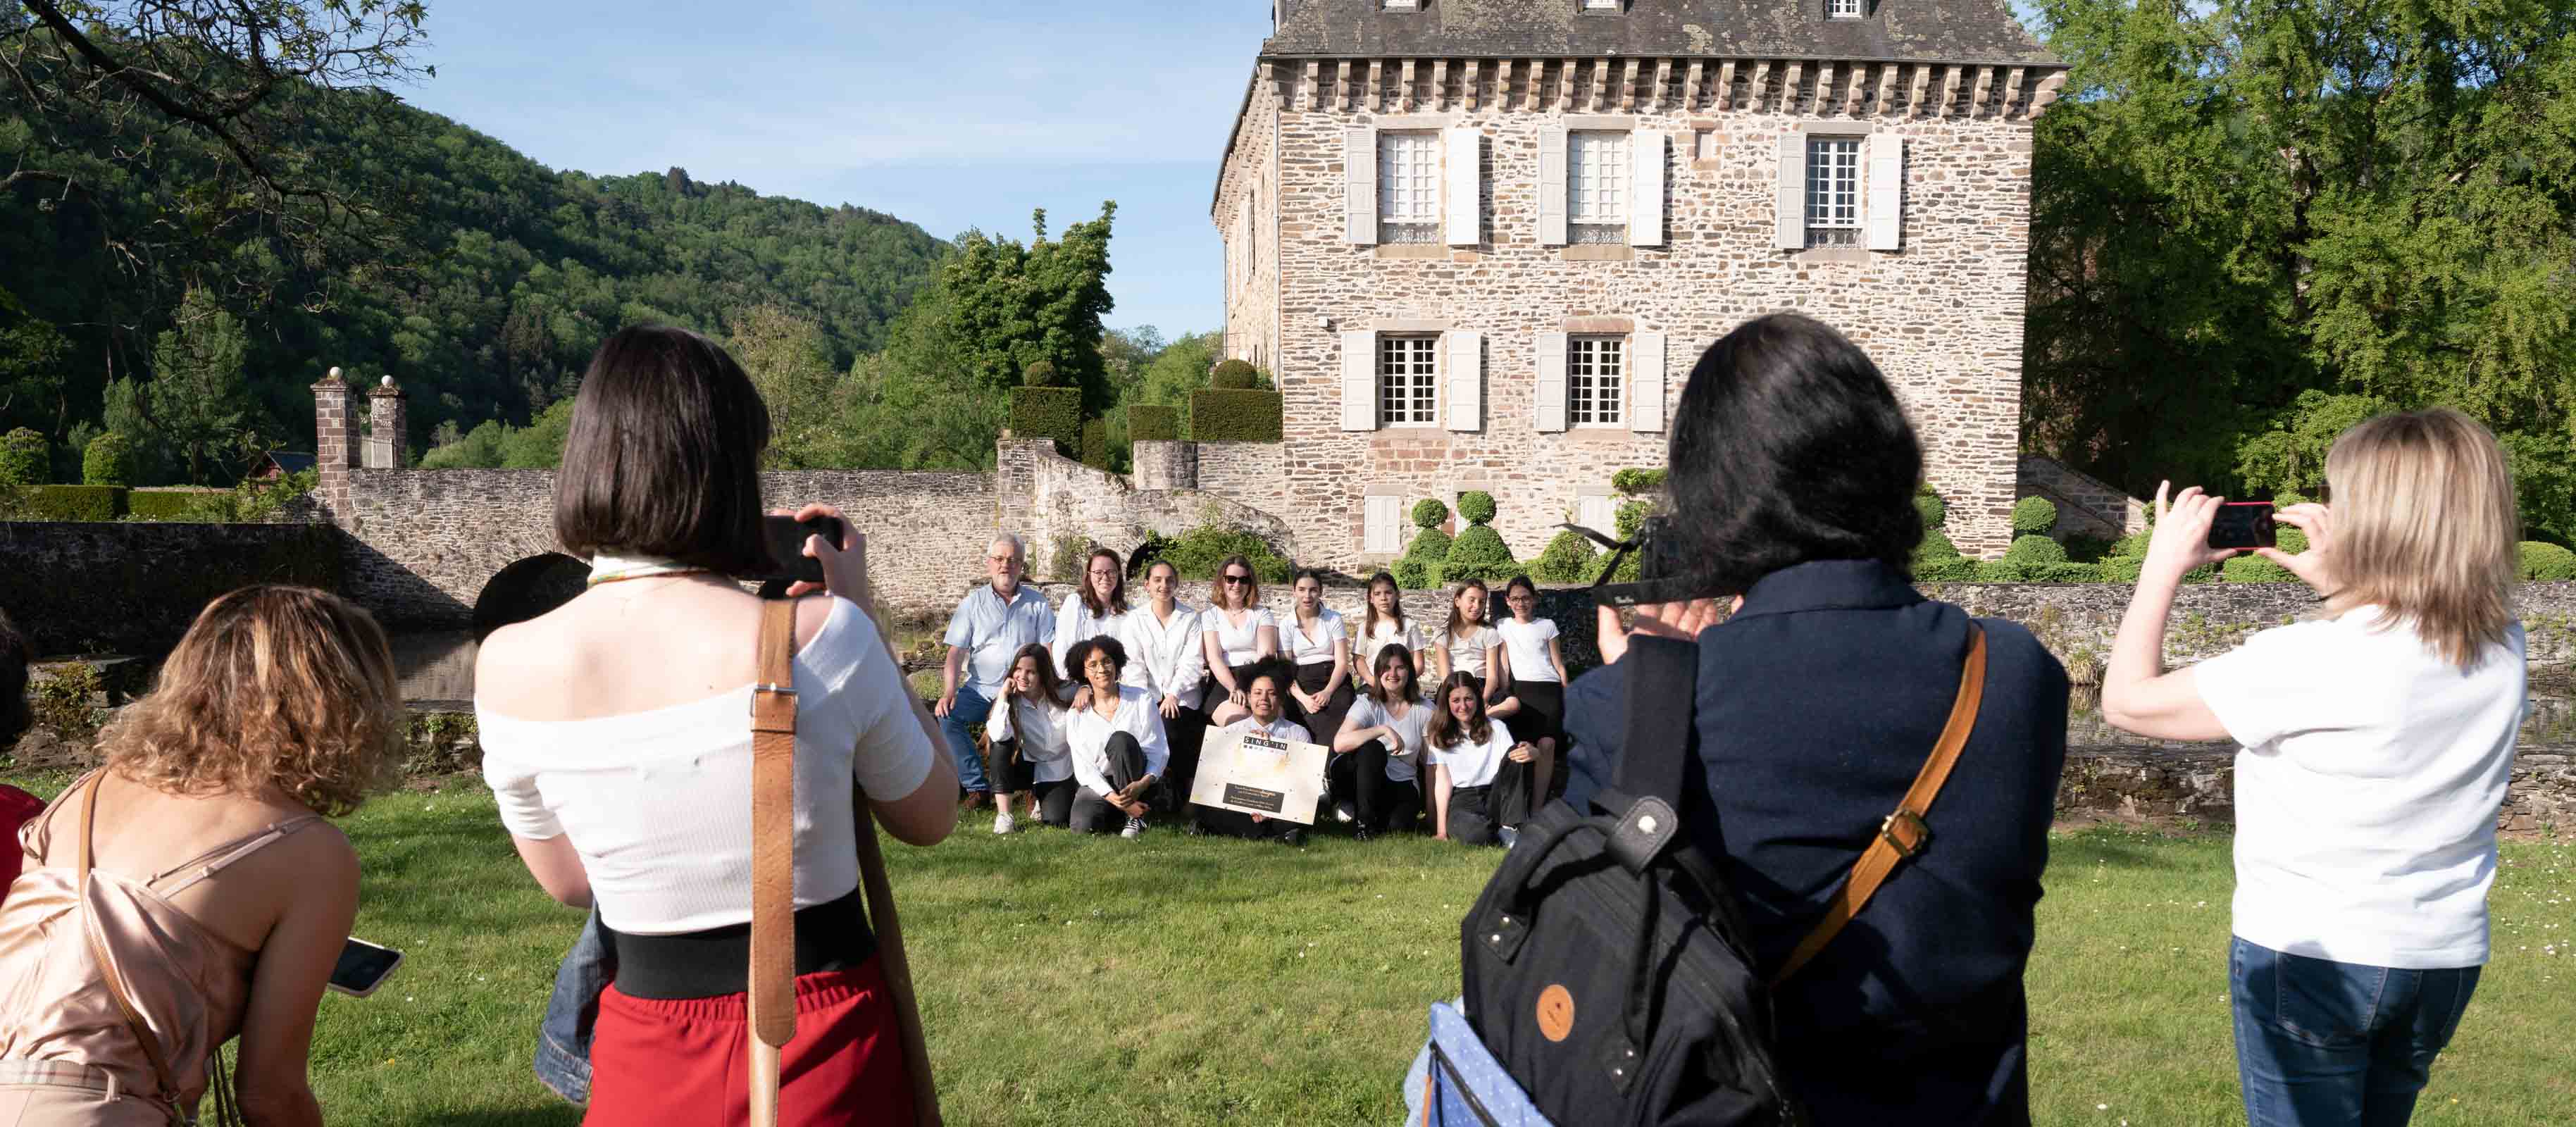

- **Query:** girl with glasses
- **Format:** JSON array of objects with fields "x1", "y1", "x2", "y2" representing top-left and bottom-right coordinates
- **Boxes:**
[
  {"x1": 1493, "y1": 575, "x2": 1567, "y2": 809},
  {"x1": 1200, "y1": 554, "x2": 1281, "y2": 729},
  {"x1": 1049, "y1": 548, "x2": 1129, "y2": 683}
]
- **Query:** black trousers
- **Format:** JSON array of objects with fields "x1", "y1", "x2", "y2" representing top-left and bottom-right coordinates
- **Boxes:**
[
  {"x1": 1070, "y1": 731, "x2": 1153, "y2": 833},
  {"x1": 1159, "y1": 704, "x2": 1209, "y2": 814},
  {"x1": 1446, "y1": 783, "x2": 1501, "y2": 846},
  {"x1": 1290, "y1": 661, "x2": 1355, "y2": 748},
  {"x1": 989, "y1": 740, "x2": 1076, "y2": 828},
  {"x1": 1331, "y1": 739, "x2": 1424, "y2": 833}
]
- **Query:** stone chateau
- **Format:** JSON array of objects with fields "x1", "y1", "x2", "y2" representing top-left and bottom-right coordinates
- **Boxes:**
[{"x1": 1194, "y1": 0, "x2": 2071, "y2": 566}]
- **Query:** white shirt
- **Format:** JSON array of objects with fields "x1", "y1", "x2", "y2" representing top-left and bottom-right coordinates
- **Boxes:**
[
  {"x1": 1203, "y1": 606, "x2": 1278, "y2": 668},
  {"x1": 478, "y1": 598, "x2": 934, "y2": 935},
  {"x1": 1222, "y1": 714, "x2": 1314, "y2": 745},
  {"x1": 1050, "y1": 593, "x2": 1128, "y2": 682},
  {"x1": 1064, "y1": 685, "x2": 1171, "y2": 795},
  {"x1": 1440, "y1": 625, "x2": 1501, "y2": 680},
  {"x1": 1282, "y1": 608, "x2": 1348, "y2": 667},
  {"x1": 942, "y1": 583, "x2": 1055, "y2": 696},
  {"x1": 1346, "y1": 692, "x2": 1433, "y2": 783},
  {"x1": 985, "y1": 692, "x2": 1074, "y2": 785},
  {"x1": 1357, "y1": 617, "x2": 1427, "y2": 680},
  {"x1": 1431, "y1": 718, "x2": 1517, "y2": 790},
  {"x1": 1497, "y1": 618, "x2": 1562, "y2": 684},
  {"x1": 1120, "y1": 601, "x2": 1208, "y2": 710},
  {"x1": 2194, "y1": 609, "x2": 2526, "y2": 969}
]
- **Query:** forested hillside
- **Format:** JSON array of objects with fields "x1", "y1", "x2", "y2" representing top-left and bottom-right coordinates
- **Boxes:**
[{"x1": 1, "y1": 35, "x2": 948, "y2": 482}]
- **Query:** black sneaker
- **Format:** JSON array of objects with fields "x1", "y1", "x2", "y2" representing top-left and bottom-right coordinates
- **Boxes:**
[
  {"x1": 1281, "y1": 827, "x2": 1308, "y2": 847},
  {"x1": 1353, "y1": 824, "x2": 1376, "y2": 842}
]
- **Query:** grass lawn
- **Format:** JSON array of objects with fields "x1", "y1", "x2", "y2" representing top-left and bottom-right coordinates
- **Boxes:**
[{"x1": 5, "y1": 771, "x2": 2569, "y2": 1125}]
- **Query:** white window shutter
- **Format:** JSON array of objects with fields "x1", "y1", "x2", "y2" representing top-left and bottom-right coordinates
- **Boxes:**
[
  {"x1": 1629, "y1": 129, "x2": 1665, "y2": 247},
  {"x1": 1346, "y1": 126, "x2": 1378, "y2": 244},
  {"x1": 1364, "y1": 496, "x2": 1402, "y2": 554},
  {"x1": 1536, "y1": 332, "x2": 1569, "y2": 432},
  {"x1": 1578, "y1": 494, "x2": 1618, "y2": 538},
  {"x1": 1340, "y1": 330, "x2": 1376, "y2": 431},
  {"x1": 1443, "y1": 330, "x2": 1482, "y2": 431},
  {"x1": 1774, "y1": 133, "x2": 1806, "y2": 250},
  {"x1": 1866, "y1": 133, "x2": 1904, "y2": 251},
  {"x1": 1538, "y1": 126, "x2": 1569, "y2": 246},
  {"x1": 1443, "y1": 125, "x2": 1481, "y2": 247},
  {"x1": 1629, "y1": 331, "x2": 1667, "y2": 432}
]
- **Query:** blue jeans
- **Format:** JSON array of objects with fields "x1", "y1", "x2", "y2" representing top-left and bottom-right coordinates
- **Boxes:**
[
  {"x1": 2230, "y1": 937, "x2": 2482, "y2": 1127},
  {"x1": 534, "y1": 910, "x2": 611, "y2": 1105},
  {"x1": 938, "y1": 682, "x2": 995, "y2": 794}
]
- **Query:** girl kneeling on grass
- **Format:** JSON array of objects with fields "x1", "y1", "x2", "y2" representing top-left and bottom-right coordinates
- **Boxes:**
[
  {"x1": 475, "y1": 325, "x2": 956, "y2": 1126},
  {"x1": 1197, "y1": 658, "x2": 1312, "y2": 846},
  {"x1": 2101, "y1": 409, "x2": 2525, "y2": 1127},
  {"x1": 1425, "y1": 671, "x2": 1535, "y2": 846},
  {"x1": 986, "y1": 643, "x2": 1076, "y2": 833},
  {"x1": 0, "y1": 585, "x2": 404, "y2": 1127}
]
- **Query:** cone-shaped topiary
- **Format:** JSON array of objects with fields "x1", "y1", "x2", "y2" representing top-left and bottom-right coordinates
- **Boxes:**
[
  {"x1": 1914, "y1": 528, "x2": 1961, "y2": 564},
  {"x1": 1209, "y1": 359, "x2": 1258, "y2": 390},
  {"x1": 1443, "y1": 525, "x2": 1518, "y2": 584},
  {"x1": 1456, "y1": 490, "x2": 1498, "y2": 526},
  {"x1": 1396, "y1": 498, "x2": 1453, "y2": 588},
  {"x1": 1530, "y1": 528, "x2": 1598, "y2": 583},
  {"x1": 2010, "y1": 496, "x2": 2058, "y2": 535},
  {"x1": 2003, "y1": 534, "x2": 2068, "y2": 566}
]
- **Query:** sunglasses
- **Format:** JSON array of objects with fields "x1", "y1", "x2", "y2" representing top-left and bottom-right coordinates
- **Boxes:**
[{"x1": 1221, "y1": 574, "x2": 1250, "y2": 584}]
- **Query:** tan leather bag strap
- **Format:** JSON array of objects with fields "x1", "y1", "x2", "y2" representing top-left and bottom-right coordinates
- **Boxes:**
[
  {"x1": 75, "y1": 773, "x2": 185, "y2": 1124},
  {"x1": 747, "y1": 598, "x2": 799, "y2": 1127},
  {"x1": 1768, "y1": 624, "x2": 1986, "y2": 988}
]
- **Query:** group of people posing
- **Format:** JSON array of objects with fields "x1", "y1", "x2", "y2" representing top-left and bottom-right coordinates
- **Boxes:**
[{"x1": 940, "y1": 542, "x2": 1574, "y2": 847}]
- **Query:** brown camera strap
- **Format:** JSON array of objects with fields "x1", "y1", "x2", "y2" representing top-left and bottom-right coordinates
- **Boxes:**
[
  {"x1": 74, "y1": 773, "x2": 185, "y2": 1124},
  {"x1": 1767, "y1": 624, "x2": 1986, "y2": 988}
]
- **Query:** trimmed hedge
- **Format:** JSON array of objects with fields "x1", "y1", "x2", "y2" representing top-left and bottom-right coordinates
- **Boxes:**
[
  {"x1": 2010, "y1": 496, "x2": 2058, "y2": 535},
  {"x1": 0, "y1": 428, "x2": 44, "y2": 487},
  {"x1": 2109, "y1": 530, "x2": 2151, "y2": 558},
  {"x1": 2519, "y1": 541, "x2": 2576, "y2": 582},
  {"x1": 1412, "y1": 499, "x2": 1449, "y2": 528},
  {"x1": 1128, "y1": 405, "x2": 1178, "y2": 442},
  {"x1": 127, "y1": 490, "x2": 211, "y2": 521},
  {"x1": 1456, "y1": 490, "x2": 1498, "y2": 525},
  {"x1": 1442, "y1": 526, "x2": 1518, "y2": 584},
  {"x1": 1190, "y1": 389, "x2": 1283, "y2": 442},
  {"x1": 1080, "y1": 418, "x2": 1111, "y2": 470},
  {"x1": 1142, "y1": 525, "x2": 1291, "y2": 584},
  {"x1": 1610, "y1": 468, "x2": 1667, "y2": 496},
  {"x1": 1913, "y1": 555, "x2": 1979, "y2": 583},
  {"x1": 1393, "y1": 556, "x2": 1441, "y2": 591},
  {"x1": 1610, "y1": 498, "x2": 1653, "y2": 581},
  {"x1": 2098, "y1": 556, "x2": 2146, "y2": 583},
  {"x1": 1914, "y1": 491, "x2": 1946, "y2": 531},
  {"x1": 2222, "y1": 554, "x2": 2298, "y2": 583},
  {"x1": 1007, "y1": 386, "x2": 1081, "y2": 452},
  {"x1": 1209, "y1": 359, "x2": 1259, "y2": 390},
  {"x1": 1530, "y1": 529, "x2": 1599, "y2": 583},
  {"x1": 17, "y1": 484, "x2": 127, "y2": 521},
  {"x1": 82, "y1": 432, "x2": 135, "y2": 487},
  {"x1": 2003, "y1": 534, "x2": 2069, "y2": 566},
  {"x1": 1914, "y1": 528, "x2": 1960, "y2": 563},
  {"x1": 1977, "y1": 559, "x2": 2027, "y2": 583}
]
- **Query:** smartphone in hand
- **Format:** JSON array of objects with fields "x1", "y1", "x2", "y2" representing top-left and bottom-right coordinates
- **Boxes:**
[
  {"x1": 758, "y1": 514, "x2": 850, "y2": 584},
  {"x1": 2206, "y1": 502, "x2": 2277, "y2": 551},
  {"x1": 328, "y1": 937, "x2": 404, "y2": 998}
]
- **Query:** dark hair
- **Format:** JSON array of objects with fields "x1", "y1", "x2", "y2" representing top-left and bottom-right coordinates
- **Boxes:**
[
  {"x1": 1665, "y1": 313, "x2": 1924, "y2": 596},
  {"x1": 553, "y1": 326, "x2": 772, "y2": 577},
  {"x1": 1364, "y1": 643, "x2": 1419, "y2": 706},
  {"x1": 1425, "y1": 671, "x2": 1493, "y2": 749},
  {"x1": 0, "y1": 608, "x2": 30, "y2": 746},
  {"x1": 1241, "y1": 656, "x2": 1298, "y2": 699},
  {"x1": 1441, "y1": 578, "x2": 1489, "y2": 644},
  {"x1": 1064, "y1": 635, "x2": 1129, "y2": 682},
  {"x1": 1361, "y1": 571, "x2": 1407, "y2": 640},
  {"x1": 1004, "y1": 642, "x2": 1066, "y2": 709},
  {"x1": 1078, "y1": 547, "x2": 1130, "y2": 616},
  {"x1": 1214, "y1": 554, "x2": 1261, "y2": 609},
  {"x1": 1502, "y1": 575, "x2": 1539, "y2": 621}
]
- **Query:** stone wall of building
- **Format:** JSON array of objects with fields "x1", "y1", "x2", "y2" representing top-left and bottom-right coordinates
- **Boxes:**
[
  {"x1": 1221, "y1": 58, "x2": 2042, "y2": 571},
  {"x1": 1217, "y1": 66, "x2": 1282, "y2": 371},
  {"x1": 0, "y1": 521, "x2": 344, "y2": 654}
]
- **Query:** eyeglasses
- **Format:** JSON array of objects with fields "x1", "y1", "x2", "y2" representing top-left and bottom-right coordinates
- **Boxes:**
[
  {"x1": 1221, "y1": 574, "x2": 1249, "y2": 584},
  {"x1": 988, "y1": 555, "x2": 1021, "y2": 565}
]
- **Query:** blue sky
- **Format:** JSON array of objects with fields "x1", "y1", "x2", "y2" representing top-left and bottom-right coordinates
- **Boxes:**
[{"x1": 398, "y1": 0, "x2": 1278, "y2": 337}]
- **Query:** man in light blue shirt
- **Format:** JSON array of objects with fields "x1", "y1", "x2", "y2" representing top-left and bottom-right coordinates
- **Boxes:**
[{"x1": 935, "y1": 533, "x2": 1053, "y2": 804}]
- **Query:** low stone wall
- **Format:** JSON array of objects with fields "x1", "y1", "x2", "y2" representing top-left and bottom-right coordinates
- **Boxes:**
[
  {"x1": 0, "y1": 521, "x2": 344, "y2": 654},
  {"x1": 2057, "y1": 743, "x2": 2574, "y2": 835}
]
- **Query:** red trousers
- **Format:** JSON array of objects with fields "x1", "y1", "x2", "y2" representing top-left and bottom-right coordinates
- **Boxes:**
[{"x1": 585, "y1": 960, "x2": 914, "y2": 1126}]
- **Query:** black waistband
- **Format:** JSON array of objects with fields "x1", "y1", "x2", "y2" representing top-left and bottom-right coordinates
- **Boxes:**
[{"x1": 605, "y1": 888, "x2": 876, "y2": 1000}]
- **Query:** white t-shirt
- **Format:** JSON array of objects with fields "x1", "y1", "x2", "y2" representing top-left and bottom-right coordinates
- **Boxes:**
[
  {"x1": 1440, "y1": 625, "x2": 1500, "y2": 680},
  {"x1": 1222, "y1": 714, "x2": 1314, "y2": 745},
  {"x1": 1346, "y1": 692, "x2": 1433, "y2": 783},
  {"x1": 1356, "y1": 617, "x2": 1427, "y2": 680},
  {"x1": 1431, "y1": 718, "x2": 1517, "y2": 790},
  {"x1": 1283, "y1": 608, "x2": 1348, "y2": 667},
  {"x1": 1496, "y1": 618, "x2": 1562, "y2": 684},
  {"x1": 478, "y1": 598, "x2": 935, "y2": 935},
  {"x1": 2194, "y1": 609, "x2": 2527, "y2": 969},
  {"x1": 1203, "y1": 606, "x2": 1278, "y2": 668}
]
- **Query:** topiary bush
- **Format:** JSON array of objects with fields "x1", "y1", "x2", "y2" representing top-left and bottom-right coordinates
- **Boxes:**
[
  {"x1": 2010, "y1": 496, "x2": 2058, "y2": 535},
  {"x1": 1209, "y1": 359, "x2": 1259, "y2": 390},
  {"x1": 1456, "y1": 490, "x2": 1498, "y2": 526},
  {"x1": 2222, "y1": 554, "x2": 2298, "y2": 583},
  {"x1": 1008, "y1": 386, "x2": 1081, "y2": 453},
  {"x1": 1080, "y1": 418, "x2": 1112, "y2": 469},
  {"x1": 1128, "y1": 405, "x2": 1178, "y2": 442},
  {"x1": 1442, "y1": 526, "x2": 1519, "y2": 584},
  {"x1": 0, "y1": 428, "x2": 46, "y2": 487},
  {"x1": 125, "y1": 489, "x2": 207, "y2": 521},
  {"x1": 2275, "y1": 527, "x2": 2308, "y2": 556},
  {"x1": 1610, "y1": 498, "x2": 1655, "y2": 581},
  {"x1": 16, "y1": 484, "x2": 127, "y2": 521},
  {"x1": 1021, "y1": 359, "x2": 1061, "y2": 387},
  {"x1": 1977, "y1": 559, "x2": 2027, "y2": 583},
  {"x1": 1610, "y1": 468, "x2": 1667, "y2": 496},
  {"x1": 82, "y1": 432, "x2": 135, "y2": 487},
  {"x1": 1393, "y1": 556, "x2": 1441, "y2": 591},
  {"x1": 1412, "y1": 499, "x2": 1450, "y2": 529},
  {"x1": 2003, "y1": 535, "x2": 2069, "y2": 566},
  {"x1": 2098, "y1": 556, "x2": 2146, "y2": 583},
  {"x1": 2029, "y1": 562, "x2": 2101, "y2": 583},
  {"x1": 1914, "y1": 490, "x2": 1946, "y2": 532},
  {"x1": 1530, "y1": 528, "x2": 1598, "y2": 584},
  {"x1": 1396, "y1": 499, "x2": 1453, "y2": 589},
  {"x1": 1912, "y1": 555, "x2": 1980, "y2": 583},
  {"x1": 2519, "y1": 541, "x2": 2576, "y2": 582},
  {"x1": 1914, "y1": 528, "x2": 1960, "y2": 564},
  {"x1": 1190, "y1": 389, "x2": 1283, "y2": 441}
]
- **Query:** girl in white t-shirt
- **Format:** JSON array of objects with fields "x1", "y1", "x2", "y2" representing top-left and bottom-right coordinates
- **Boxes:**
[
  {"x1": 1355, "y1": 571, "x2": 1426, "y2": 691},
  {"x1": 1424, "y1": 671, "x2": 1535, "y2": 847},
  {"x1": 2099, "y1": 408, "x2": 2526, "y2": 1126},
  {"x1": 985, "y1": 643, "x2": 1076, "y2": 833},
  {"x1": 1429, "y1": 578, "x2": 1524, "y2": 728},
  {"x1": 1281, "y1": 568, "x2": 1355, "y2": 754},
  {"x1": 1331, "y1": 645, "x2": 1434, "y2": 838},
  {"x1": 1200, "y1": 554, "x2": 1281, "y2": 729},
  {"x1": 1495, "y1": 574, "x2": 1568, "y2": 805}
]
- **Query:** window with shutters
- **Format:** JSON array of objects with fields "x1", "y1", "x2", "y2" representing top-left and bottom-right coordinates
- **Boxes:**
[
  {"x1": 1805, "y1": 136, "x2": 1863, "y2": 247},
  {"x1": 1379, "y1": 335, "x2": 1439, "y2": 426},
  {"x1": 1378, "y1": 132, "x2": 1441, "y2": 244},
  {"x1": 1568, "y1": 131, "x2": 1629, "y2": 244},
  {"x1": 1568, "y1": 336, "x2": 1626, "y2": 427},
  {"x1": 1828, "y1": 0, "x2": 1862, "y2": 15}
]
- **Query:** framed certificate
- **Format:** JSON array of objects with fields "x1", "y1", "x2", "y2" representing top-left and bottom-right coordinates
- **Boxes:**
[{"x1": 1188, "y1": 728, "x2": 1329, "y2": 825}]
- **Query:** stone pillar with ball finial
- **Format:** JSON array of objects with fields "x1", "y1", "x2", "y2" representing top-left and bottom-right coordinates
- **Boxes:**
[
  {"x1": 311, "y1": 366, "x2": 354, "y2": 528},
  {"x1": 364, "y1": 374, "x2": 408, "y2": 470}
]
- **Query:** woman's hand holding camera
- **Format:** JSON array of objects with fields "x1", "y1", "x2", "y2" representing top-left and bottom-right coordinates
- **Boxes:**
[
  {"x1": 779, "y1": 503, "x2": 870, "y2": 610},
  {"x1": 1595, "y1": 598, "x2": 1728, "y2": 666},
  {"x1": 2256, "y1": 503, "x2": 2337, "y2": 597},
  {"x1": 2142, "y1": 483, "x2": 2241, "y2": 586}
]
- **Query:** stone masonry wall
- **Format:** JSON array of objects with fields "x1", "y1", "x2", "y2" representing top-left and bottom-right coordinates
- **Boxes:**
[
  {"x1": 2019, "y1": 454, "x2": 2147, "y2": 540},
  {"x1": 1223, "y1": 58, "x2": 2039, "y2": 571},
  {"x1": 1217, "y1": 66, "x2": 1282, "y2": 371},
  {"x1": 0, "y1": 521, "x2": 345, "y2": 654}
]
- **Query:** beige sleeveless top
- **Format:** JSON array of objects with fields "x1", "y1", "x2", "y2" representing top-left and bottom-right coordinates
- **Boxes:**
[{"x1": 0, "y1": 771, "x2": 323, "y2": 1112}]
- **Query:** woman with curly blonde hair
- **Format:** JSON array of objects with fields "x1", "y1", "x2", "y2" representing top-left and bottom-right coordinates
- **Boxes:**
[{"x1": 0, "y1": 585, "x2": 403, "y2": 1126}]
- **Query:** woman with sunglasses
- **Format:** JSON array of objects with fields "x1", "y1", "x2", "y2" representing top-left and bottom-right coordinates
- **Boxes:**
[{"x1": 1200, "y1": 555, "x2": 1280, "y2": 729}]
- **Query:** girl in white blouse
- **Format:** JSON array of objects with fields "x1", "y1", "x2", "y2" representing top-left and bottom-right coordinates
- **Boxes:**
[
  {"x1": 1331, "y1": 645, "x2": 1434, "y2": 838},
  {"x1": 1050, "y1": 547, "x2": 1129, "y2": 681},
  {"x1": 1355, "y1": 571, "x2": 1426, "y2": 691},
  {"x1": 985, "y1": 643, "x2": 1076, "y2": 833},
  {"x1": 1424, "y1": 671, "x2": 1535, "y2": 847},
  {"x1": 1495, "y1": 574, "x2": 1568, "y2": 808},
  {"x1": 1281, "y1": 568, "x2": 1355, "y2": 758},
  {"x1": 1061, "y1": 635, "x2": 1169, "y2": 838},
  {"x1": 1119, "y1": 559, "x2": 1209, "y2": 806},
  {"x1": 1200, "y1": 553, "x2": 1281, "y2": 728}
]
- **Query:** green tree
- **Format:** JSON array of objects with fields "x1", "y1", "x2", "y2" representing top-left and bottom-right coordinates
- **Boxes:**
[
  {"x1": 499, "y1": 399, "x2": 576, "y2": 468},
  {"x1": 147, "y1": 289, "x2": 252, "y2": 484},
  {"x1": 0, "y1": 286, "x2": 70, "y2": 439},
  {"x1": 938, "y1": 205, "x2": 1120, "y2": 414},
  {"x1": 725, "y1": 304, "x2": 841, "y2": 468}
]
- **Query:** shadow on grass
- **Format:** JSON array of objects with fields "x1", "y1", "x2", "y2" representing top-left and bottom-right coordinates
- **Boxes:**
[{"x1": 425, "y1": 1108, "x2": 579, "y2": 1127}]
